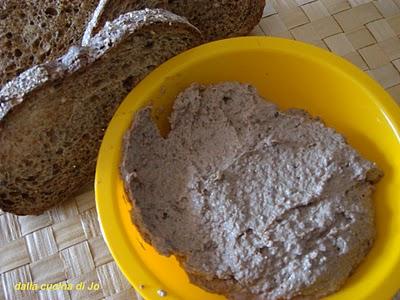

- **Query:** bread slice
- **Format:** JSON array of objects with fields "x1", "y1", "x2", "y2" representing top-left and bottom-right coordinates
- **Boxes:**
[
  {"x1": 0, "y1": 9, "x2": 202, "y2": 215},
  {"x1": 82, "y1": 0, "x2": 265, "y2": 44},
  {"x1": 0, "y1": 0, "x2": 100, "y2": 87}
]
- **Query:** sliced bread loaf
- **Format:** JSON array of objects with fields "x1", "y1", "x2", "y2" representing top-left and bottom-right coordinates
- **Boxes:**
[
  {"x1": 0, "y1": 0, "x2": 99, "y2": 87},
  {"x1": 83, "y1": 0, "x2": 265, "y2": 44},
  {"x1": 0, "y1": 9, "x2": 202, "y2": 215}
]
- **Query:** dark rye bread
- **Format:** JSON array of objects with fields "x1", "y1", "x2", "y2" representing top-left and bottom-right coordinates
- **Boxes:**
[
  {"x1": 82, "y1": 0, "x2": 265, "y2": 44},
  {"x1": 0, "y1": 9, "x2": 202, "y2": 215},
  {"x1": 0, "y1": 0, "x2": 99, "y2": 87}
]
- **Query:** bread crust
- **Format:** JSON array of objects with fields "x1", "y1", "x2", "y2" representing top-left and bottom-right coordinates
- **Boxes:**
[{"x1": 82, "y1": 0, "x2": 265, "y2": 44}]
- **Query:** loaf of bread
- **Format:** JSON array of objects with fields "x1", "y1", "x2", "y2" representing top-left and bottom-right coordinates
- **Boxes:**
[
  {"x1": 83, "y1": 0, "x2": 265, "y2": 44},
  {"x1": 1, "y1": 0, "x2": 264, "y2": 87},
  {"x1": 0, "y1": 0, "x2": 99, "y2": 87},
  {"x1": 0, "y1": 9, "x2": 202, "y2": 215}
]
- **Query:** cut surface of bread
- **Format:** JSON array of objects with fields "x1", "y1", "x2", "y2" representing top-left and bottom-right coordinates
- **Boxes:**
[
  {"x1": 0, "y1": 0, "x2": 99, "y2": 87},
  {"x1": 0, "y1": 9, "x2": 202, "y2": 215},
  {"x1": 83, "y1": 0, "x2": 265, "y2": 44}
]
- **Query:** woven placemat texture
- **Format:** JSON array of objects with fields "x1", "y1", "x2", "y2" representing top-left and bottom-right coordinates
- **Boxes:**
[{"x1": 1, "y1": 1, "x2": 400, "y2": 299}]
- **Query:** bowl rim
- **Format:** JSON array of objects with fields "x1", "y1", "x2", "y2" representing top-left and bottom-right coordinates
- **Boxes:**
[{"x1": 95, "y1": 36, "x2": 400, "y2": 300}]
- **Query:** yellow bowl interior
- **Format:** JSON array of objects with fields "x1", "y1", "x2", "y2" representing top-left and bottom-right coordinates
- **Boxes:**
[{"x1": 95, "y1": 37, "x2": 400, "y2": 300}]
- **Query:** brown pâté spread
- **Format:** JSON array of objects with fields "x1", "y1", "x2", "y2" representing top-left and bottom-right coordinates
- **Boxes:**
[{"x1": 121, "y1": 82, "x2": 382, "y2": 299}]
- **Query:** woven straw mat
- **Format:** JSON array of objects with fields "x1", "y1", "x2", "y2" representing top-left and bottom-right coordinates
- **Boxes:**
[{"x1": 1, "y1": 0, "x2": 400, "y2": 299}]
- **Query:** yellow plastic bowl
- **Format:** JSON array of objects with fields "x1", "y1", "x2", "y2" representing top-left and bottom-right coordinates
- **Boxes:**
[{"x1": 95, "y1": 37, "x2": 400, "y2": 300}]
